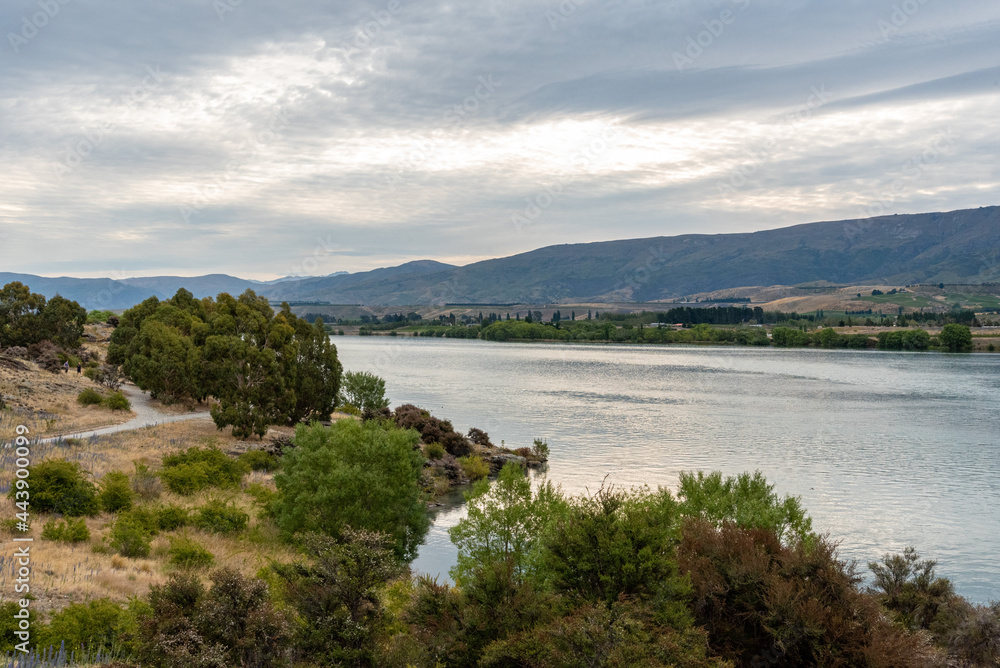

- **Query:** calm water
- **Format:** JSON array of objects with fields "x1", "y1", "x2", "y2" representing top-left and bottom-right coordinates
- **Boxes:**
[{"x1": 334, "y1": 336, "x2": 1000, "y2": 602}]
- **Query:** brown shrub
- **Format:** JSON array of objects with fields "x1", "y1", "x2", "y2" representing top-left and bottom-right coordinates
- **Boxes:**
[{"x1": 678, "y1": 519, "x2": 943, "y2": 668}]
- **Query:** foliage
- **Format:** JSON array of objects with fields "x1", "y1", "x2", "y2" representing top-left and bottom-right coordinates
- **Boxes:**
[
  {"x1": 0, "y1": 601, "x2": 37, "y2": 654},
  {"x1": 168, "y1": 537, "x2": 215, "y2": 570},
  {"x1": 138, "y1": 569, "x2": 290, "y2": 668},
  {"x1": 8, "y1": 458, "x2": 99, "y2": 517},
  {"x1": 540, "y1": 485, "x2": 689, "y2": 617},
  {"x1": 676, "y1": 470, "x2": 813, "y2": 545},
  {"x1": 131, "y1": 462, "x2": 163, "y2": 501},
  {"x1": 103, "y1": 390, "x2": 132, "y2": 411},
  {"x1": 156, "y1": 504, "x2": 190, "y2": 531},
  {"x1": 939, "y1": 323, "x2": 973, "y2": 352},
  {"x1": 274, "y1": 529, "x2": 402, "y2": 666},
  {"x1": 340, "y1": 370, "x2": 390, "y2": 414},
  {"x1": 41, "y1": 517, "x2": 91, "y2": 543},
  {"x1": 193, "y1": 499, "x2": 250, "y2": 534},
  {"x1": 99, "y1": 471, "x2": 135, "y2": 513},
  {"x1": 274, "y1": 420, "x2": 428, "y2": 560},
  {"x1": 678, "y1": 520, "x2": 938, "y2": 667},
  {"x1": 532, "y1": 438, "x2": 550, "y2": 459},
  {"x1": 238, "y1": 449, "x2": 280, "y2": 472},
  {"x1": 868, "y1": 547, "x2": 956, "y2": 633},
  {"x1": 0, "y1": 282, "x2": 86, "y2": 348},
  {"x1": 425, "y1": 441, "x2": 446, "y2": 459},
  {"x1": 159, "y1": 446, "x2": 247, "y2": 495},
  {"x1": 449, "y1": 462, "x2": 565, "y2": 585},
  {"x1": 78, "y1": 387, "x2": 105, "y2": 406},
  {"x1": 393, "y1": 403, "x2": 472, "y2": 457},
  {"x1": 36, "y1": 598, "x2": 134, "y2": 656},
  {"x1": 110, "y1": 511, "x2": 155, "y2": 558},
  {"x1": 86, "y1": 363, "x2": 124, "y2": 390},
  {"x1": 458, "y1": 454, "x2": 490, "y2": 480},
  {"x1": 108, "y1": 290, "x2": 342, "y2": 439}
]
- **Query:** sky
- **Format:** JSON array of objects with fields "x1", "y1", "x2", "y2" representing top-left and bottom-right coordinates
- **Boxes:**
[{"x1": 1, "y1": 0, "x2": 998, "y2": 280}]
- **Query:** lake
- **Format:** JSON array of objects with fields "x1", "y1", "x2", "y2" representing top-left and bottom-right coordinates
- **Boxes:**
[{"x1": 333, "y1": 336, "x2": 1000, "y2": 602}]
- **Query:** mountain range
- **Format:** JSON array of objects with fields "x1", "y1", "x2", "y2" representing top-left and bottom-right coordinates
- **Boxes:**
[{"x1": 4, "y1": 206, "x2": 999, "y2": 309}]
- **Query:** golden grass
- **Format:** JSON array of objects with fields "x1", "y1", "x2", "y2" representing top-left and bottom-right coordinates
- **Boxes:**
[
  {"x1": 0, "y1": 419, "x2": 300, "y2": 617},
  {"x1": 0, "y1": 361, "x2": 135, "y2": 442}
]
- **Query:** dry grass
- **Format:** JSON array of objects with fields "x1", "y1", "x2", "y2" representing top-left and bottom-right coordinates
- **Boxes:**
[
  {"x1": 0, "y1": 419, "x2": 300, "y2": 616},
  {"x1": 0, "y1": 361, "x2": 135, "y2": 442}
]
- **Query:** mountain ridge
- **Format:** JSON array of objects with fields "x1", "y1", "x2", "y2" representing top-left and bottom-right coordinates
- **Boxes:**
[{"x1": 4, "y1": 206, "x2": 998, "y2": 309}]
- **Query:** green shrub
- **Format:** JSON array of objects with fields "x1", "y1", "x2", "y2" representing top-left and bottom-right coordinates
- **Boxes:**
[
  {"x1": 160, "y1": 446, "x2": 247, "y2": 495},
  {"x1": 458, "y1": 455, "x2": 490, "y2": 481},
  {"x1": 131, "y1": 462, "x2": 162, "y2": 501},
  {"x1": 238, "y1": 449, "x2": 280, "y2": 472},
  {"x1": 273, "y1": 420, "x2": 428, "y2": 560},
  {"x1": 425, "y1": 442, "x2": 446, "y2": 460},
  {"x1": 194, "y1": 499, "x2": 249, "y2": 534},
  {"x1": 41, "y1": 517, "x2": 90, "y2": 543},
  {"x1": 532, "y1": 438, "x2": 550, "y2": 459},
  {"x1": 102, "y1": 390, "x2": 131, "y2": 411},
  {"x1": 110, "y1": 511, "x2": 154, "y2": 558},
  {"x1": 36, "y1": 598, "x2": 129, "y2": 654},
  {"x1": 0, "y1": 601, "x2": 38, "y2": 654},
  {"x1": 7, "y1": 459, "x2": 99, "y2": 517},
  {"x1": 168, "y1": 537, "x2": 215, "y2": 569},
  {"x1": 77, "y1": 388, "x2": 105, "y2": 406},
  {"x1": 156, "y1": 504, "x2": 190, "y2": 531},
  {"x1": 99, "y1": 471, "x2": 135, "y2": 513}
]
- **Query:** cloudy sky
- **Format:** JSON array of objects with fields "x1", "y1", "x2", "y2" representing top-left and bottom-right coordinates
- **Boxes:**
[{"x1": 1, "y1": 0, "x2": 998, "y2": 279}]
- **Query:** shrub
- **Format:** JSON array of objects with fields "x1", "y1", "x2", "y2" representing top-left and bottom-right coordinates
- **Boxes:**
[
  {"x1": 160, "y1": 446, "x2": 247, "y2": 495},
  {"x1": 0, "y1": 601, "x2": 37, "y2": 653},
  {"x1": 110, "y1": 511, "x2": 154, "y2": 558},
  {"x1": 138, "y1": 569, "x2": 290, "y2": 668},
  {"x1": 193, "y1": 500, "x2": 249, "y2": 535},
  {"x1": 102, "y1": 390, "x2": 132, "y2": 411},
  {"x1": 99, "y1": 471, "x2": 135, "y2": 513},
  {"x1": 868, "y1": 547, "x2": 955, "y2": 632},
  {"x1": 425, "y1": 442, "x2": 446, "y2": 460},
  {"x1": 676, "y1": 469, "x2": 813, "y2": 545},
  {"x1": 273, "y1": 529, "x2": 401, "y2": 665},
  {"x1": 467, "y1": 427, "x2": 493, "y2": 448},
  {"x1": 41, "y1": 517, "x2": 90, "y2": 543},
  {"x1": 458, "y1": 455, "x2": 490, "y2": 481},
  {"x1": 679, "y1": 520, "x2": 937, "y2": 667},
  {"x1": 77, "y1": 388, "x2": 105, "y2": 406},
  {"x1": 238, "y1": 449, "x2": 280, "y2": 472},
  {"x1": 156, "y1": 504, "x2": 190, "y2": 531},
  {"x1": 131, "y1": 463, "x2": 163, "y2": 501},
  {"x1": 274, "y1": 420, "x2": 428, "y2": 560},
  {"x1": 394, "y1": 403, "x2": 472, "y2": 457},
  {"x1": 532, "y1": 438, "x2": 549, "y2": 459},
  {"x1": 168, "y1": 537, "x2": 215, "y2": 569},
  {"x1": 37, "y1": 598, "x2": 130, "y2": 655},
  {"x1": 7, "y1": 459, "x2": 99, "y2": 517}
]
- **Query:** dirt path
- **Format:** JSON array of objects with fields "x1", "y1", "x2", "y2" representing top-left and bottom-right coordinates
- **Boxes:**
[{"x1": 37, "y1": 383, "x2": 212, "y2": 444}]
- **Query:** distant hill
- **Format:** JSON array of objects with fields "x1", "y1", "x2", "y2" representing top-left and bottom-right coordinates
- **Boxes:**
[{"x1": 4, "y1": 206, "x2": 999, "y2": 308}]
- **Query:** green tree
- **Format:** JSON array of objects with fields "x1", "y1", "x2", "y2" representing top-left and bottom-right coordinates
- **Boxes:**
[
  {"x1": 449, "y1": 462, "x2": 565, "y2": 585},
  {"x1": 122, "y1": 319, "x2": 202, "y2": 403},
  {"x1": 939, "y1": 323, "x2": 972, "y2": 352},
  {"x1": 281, "y1": 311, "x2": 342, "y2": 423},
  {"x1": 273, "y1": 420, "x2": 428, "y2": 560},
  {"x1": 42, "y1": 294, "x2": 87, "y2": 348},
  {"x1": 340, "y1": 370, "x2": 389, "y2": 413}
]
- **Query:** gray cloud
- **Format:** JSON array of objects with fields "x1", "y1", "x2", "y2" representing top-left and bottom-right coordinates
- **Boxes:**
[{"x1": 1, "y1": 0, "x2": 998, "y2": 278}]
